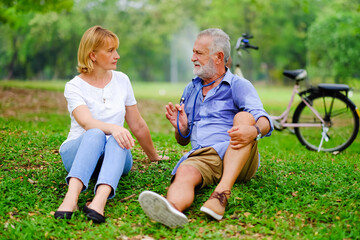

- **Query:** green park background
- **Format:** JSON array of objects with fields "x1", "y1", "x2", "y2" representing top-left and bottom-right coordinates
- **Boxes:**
[
  {"x1": 1, "y1": 0, "x2": 360, "y2": 239},
  {"x1": 1, "y1": 0, "x2": 359, "y2": 86}
]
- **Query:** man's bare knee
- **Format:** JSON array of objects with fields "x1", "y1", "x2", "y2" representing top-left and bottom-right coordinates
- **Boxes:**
[
  {"x1": 233, "y1": 111, "x2": 256, "y2": 126},
  {"x1": 173, "y1": 165, "x2": 202, "y2": 186}
]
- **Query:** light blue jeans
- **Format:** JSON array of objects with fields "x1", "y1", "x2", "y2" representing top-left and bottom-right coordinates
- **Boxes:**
[{"x1": 59, "y1": 128, "x2": 133, "y2": 199}]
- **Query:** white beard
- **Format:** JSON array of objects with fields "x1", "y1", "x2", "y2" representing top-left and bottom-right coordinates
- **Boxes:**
[{"x1": 193, "y1": 58, "x2": 216, "y2": 79}]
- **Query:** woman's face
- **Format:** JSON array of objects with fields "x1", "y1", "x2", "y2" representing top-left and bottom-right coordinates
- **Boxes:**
[{"x1": 92, "y1": 38, "x2": 120, "y2": 71}]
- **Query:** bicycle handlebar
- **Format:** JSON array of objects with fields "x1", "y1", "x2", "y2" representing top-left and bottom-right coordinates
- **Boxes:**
[
  {"x1": 242, "y1": 33, "x2": 253, "y2": 39},
  {"x1": 246, "y1": 43, "x2": 259, "y2": 50},
  {"x1": 235, "y1": 33, "x2": 259, "y2": 52}
]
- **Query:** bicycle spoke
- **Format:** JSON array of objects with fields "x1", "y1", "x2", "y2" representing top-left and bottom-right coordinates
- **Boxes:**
[{"x1": 293, "y1": 93, "x2": 359, "y2": 152}]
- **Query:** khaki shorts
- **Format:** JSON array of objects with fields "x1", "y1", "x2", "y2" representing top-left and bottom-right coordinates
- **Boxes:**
[{"x1": 175, "y1": 142, "x2": 259, "y2": 189}]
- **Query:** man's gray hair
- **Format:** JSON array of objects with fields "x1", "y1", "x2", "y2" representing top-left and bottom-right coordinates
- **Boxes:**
[{"x1": 197, "y1": 28, "x2": 231, "y2": 66}]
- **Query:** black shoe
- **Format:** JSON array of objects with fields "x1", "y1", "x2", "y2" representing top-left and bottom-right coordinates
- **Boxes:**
[
  {"x1": 54, "y1": 211, "x2": 73, "y2": 220},
  {"x1": 83, "y1": 205, "x2": 105, "y2": 223}
]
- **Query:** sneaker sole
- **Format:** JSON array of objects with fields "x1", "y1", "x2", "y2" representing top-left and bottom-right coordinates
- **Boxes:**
[
  {"x1": 200, "y1": 206, "x2": 223, "y2": 220},
  {"x1": 138, "y1": 191, "x2": 188, "y2": 228}
]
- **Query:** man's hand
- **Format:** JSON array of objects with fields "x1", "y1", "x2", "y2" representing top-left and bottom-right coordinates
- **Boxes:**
[
  {"x1": 165, "y1": 102, "x2": 188, "y2": 135},
  {"x1": 227, "y1": 124, "x2": 257, "y2": 149}
]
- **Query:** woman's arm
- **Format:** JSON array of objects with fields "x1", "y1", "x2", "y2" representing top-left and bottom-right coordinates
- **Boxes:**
[
  {"x1": 125, "y1": 105, "x2": 161, "y2": 161},
  {"x1": 72, "y1": 105, "x2": 135, "y2": 149}
]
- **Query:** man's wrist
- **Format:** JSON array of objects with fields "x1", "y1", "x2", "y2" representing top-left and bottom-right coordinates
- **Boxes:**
[
  {"x1": 177, "y1": 127, "x2": 189, "y2": 137},
  {"x1": 254, "y1": 124, "x2": 262, "y2": 141}
]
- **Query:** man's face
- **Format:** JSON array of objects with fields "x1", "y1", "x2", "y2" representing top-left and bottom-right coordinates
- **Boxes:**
[{"x1": 191, "y1": 36, "x2": 216, "y2": 79}]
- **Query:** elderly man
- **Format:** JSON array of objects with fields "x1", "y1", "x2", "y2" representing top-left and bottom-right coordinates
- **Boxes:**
[{"x1": 139, "y1": 28, "x2": 272, "y2": 227}]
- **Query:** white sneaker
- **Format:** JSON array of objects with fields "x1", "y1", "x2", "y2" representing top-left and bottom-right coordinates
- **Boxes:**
[
  {"x1": 138, "y1": 190, "x2": 188, "y2": 227},
  {"x1": 200, "y1": 206, "x2": 223, "y2": 220}
]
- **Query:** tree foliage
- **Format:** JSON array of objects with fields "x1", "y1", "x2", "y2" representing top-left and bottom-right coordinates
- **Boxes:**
[
  {"x1": 307, "y1": 1, "x2": 360, "y2": 83},
  {"x1": 0, "y1": 0, "x2": 73, "y2": 25},
  {"x1": 0, "y1": 0, "x2": 359, "y2": 84}
]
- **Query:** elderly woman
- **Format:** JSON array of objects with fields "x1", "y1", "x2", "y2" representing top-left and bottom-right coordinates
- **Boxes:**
[{"x1": 54, "y1": 25, "x2": 162, "y2": 223}]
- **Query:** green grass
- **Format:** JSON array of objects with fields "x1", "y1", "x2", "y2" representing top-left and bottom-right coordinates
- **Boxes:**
[
  {"x1": 1, "y1": 81, "x2": 360, "y2": 239},
  {"x1": 0, "y1": 80, "x2": 67, "y2": 92}
]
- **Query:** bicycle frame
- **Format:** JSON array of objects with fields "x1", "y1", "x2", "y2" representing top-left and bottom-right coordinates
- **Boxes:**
[
  {"x1": 235, "y1": 33, "x2": 359, "y2": 152},
  {"x1": 271, "y1": 83, "x2": 331, "y2": 151},
  {"x1": 270, "y1": 82, "x2": 325, "y2": 128}
]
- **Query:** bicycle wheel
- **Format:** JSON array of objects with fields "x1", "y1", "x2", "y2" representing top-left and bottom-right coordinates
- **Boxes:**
[{"x1": 293, "y1": 92, "x2": 359, "y2": 152}]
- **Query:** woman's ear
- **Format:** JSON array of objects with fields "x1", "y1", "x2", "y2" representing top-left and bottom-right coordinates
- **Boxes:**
[{"x1": 89, "y1": 51, "x2": 96, "y2": 62}]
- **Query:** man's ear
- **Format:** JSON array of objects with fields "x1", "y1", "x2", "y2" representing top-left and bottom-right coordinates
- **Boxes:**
[{"x1": 215, "y1": 51, "x2": 224, "y2": 64}]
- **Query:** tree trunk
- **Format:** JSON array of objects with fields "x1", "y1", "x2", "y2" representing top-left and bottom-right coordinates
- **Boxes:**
[{"x1": 5, "y1": 36, "x2": 18, "y2": 80}]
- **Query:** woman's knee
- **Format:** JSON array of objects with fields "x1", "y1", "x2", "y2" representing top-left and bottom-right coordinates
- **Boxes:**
[
  {"x1": 105, "y1": 136, "x2": 126, "y2": 153},
  {"x1": 85, "y1": 128, "x2": 105, "y2": 136},
  {"x1": 233, "y1": 111, "x2": 256, "y2": 126},
  {"x1": 103, "y1": 138, "x2": 133, "y2": 172},
  {"x1": 106, "y1": 135, "x2": 118, "y2": 146},
  {"x1": 78, "y1": 128, "x2": 106, "y2": 152},
  {"x1": 84, "y1": 128, "x2": 106, "y2": 140}
]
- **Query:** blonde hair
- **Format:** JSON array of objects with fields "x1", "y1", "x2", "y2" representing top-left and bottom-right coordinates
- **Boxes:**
[{"x1": 77, "y1": 25, "x2": 119, "y2": 73}]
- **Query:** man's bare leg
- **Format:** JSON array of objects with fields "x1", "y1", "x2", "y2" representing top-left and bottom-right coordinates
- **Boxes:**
[
  {"x1": 201, "y1": 112, "x2": 256, "y2": 219},
  {"x1": 166, "y1": 165, "x2": 202, "y2": 212},
  {"x1": 138, "y1": 164, "x2": 202, "y2": 227},
  {"x1": 217, "y1": 111, "x2": 256, "y2": 191}
]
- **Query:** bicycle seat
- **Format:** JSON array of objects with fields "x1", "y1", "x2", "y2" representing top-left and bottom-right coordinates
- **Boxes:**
[
  {"x1": 318, "y1": 83, "x2": 350, "y2": 91},
  {"x1": 283, "y1": 69, "x2": 307, "y2": 80}
]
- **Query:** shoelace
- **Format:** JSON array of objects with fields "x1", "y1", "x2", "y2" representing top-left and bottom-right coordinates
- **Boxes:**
[{"x1": 209, "y1": 190, "x2": 231, "y2": 206}]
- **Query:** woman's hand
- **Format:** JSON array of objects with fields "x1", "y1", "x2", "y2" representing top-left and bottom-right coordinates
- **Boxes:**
[
  {"x1": 150, "y1": 154, "x2": 170, "y2": 162},
  {"x1": 110, "y1": 125, "x2": 135, "y2": 149}
]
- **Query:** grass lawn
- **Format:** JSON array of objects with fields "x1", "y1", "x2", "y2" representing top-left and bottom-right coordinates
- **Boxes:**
[{"x1": 0, "y1": 80, "x2": 360, "y2": 239}]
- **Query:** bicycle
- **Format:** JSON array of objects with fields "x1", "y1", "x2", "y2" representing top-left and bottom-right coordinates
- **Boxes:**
[
  {"x1": 234, "y1": 33, "x2": 259, "y2": 78},
  {"x1": 235, "y1": 34, "x2": 360, "y2": 153}
]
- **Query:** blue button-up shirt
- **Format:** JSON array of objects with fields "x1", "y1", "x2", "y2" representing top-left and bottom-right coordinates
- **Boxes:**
[{"x1": 171, "y1": 69, "x2": 273, "y2": 175}]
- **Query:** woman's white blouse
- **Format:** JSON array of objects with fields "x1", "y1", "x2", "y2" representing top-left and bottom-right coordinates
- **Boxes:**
[{"x1": 61, "y1": 71, "x2": 137, "y2": 146}]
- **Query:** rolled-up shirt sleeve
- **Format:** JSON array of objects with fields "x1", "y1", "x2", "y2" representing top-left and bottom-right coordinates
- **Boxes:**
[{"x1": 233, "y1": 78, "x2": 273, "y2": 137}]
